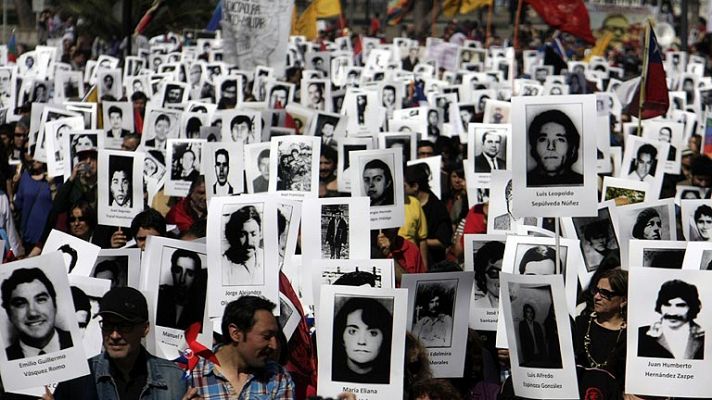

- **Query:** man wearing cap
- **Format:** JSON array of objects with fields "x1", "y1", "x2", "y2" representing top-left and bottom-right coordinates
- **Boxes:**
[
  {"x1": 51, "y1": 287, "x2": 189, "y2": 400},
  {"x1": 186, "y1": 295, "x2": 294, "y2": 399}
]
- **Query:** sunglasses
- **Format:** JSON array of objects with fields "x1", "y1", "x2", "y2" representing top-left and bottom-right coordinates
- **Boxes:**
[
  {"x1": 591, "y1": 286, "x2": 618, "y2": 300},
  {"x1": 70, "y1": 216, "x2": 87, "y2": 223},
  {"x1": 100, "y1": 320, "x2": 140, "y2": 334}
]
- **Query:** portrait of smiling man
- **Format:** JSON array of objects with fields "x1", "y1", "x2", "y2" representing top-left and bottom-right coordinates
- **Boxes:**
[
  {"x1": 475, "y1": 130, "x2": 506, "y2": 172},
  {"x1": 2, "y1": 268, "x2": 73, "y2": 360},
  {"x1": 526, "y1": 109, "x2": 584, "y2": 187}
]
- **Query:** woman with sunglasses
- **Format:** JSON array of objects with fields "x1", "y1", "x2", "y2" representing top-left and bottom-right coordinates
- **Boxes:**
[
  {"x1": 573, "y1": 268, "x2": 628, "y2": 388},
  {"x1": 68, "y1": 200, "x2": 97, "y2": 242}
]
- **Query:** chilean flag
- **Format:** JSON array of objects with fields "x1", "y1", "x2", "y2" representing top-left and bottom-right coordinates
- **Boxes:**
[{"x1": 624, "y1": 22, "x2": 669, "y2": 120}]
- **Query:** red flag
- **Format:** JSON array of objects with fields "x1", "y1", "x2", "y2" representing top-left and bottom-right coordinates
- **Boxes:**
[
  {"x1": 524, "y1": 0, "x2": 595, "y2": 43},
  {"x1": 624, "y1": 22, "x2": 669, "y2": 120}
]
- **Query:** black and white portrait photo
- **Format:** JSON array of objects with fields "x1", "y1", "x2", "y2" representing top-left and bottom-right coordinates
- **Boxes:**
[
  {"x1": 510, "y1": 283, "x2": 562, "y2": 369},
  {"x1": 637, "y1": 279, "x2": 703, "y2": 359},
  {"x1": 525, "y1": 108, "x2": 584, "y2": 187},
  {"x1": 381, "y1": 132, "x2": 416, "y2": 163},
  {"x1": 165, "y1": 139, "x2": 205, "y2": 197},
  {"x1": 161, "y1": 82, "x2": 188, "y2": 107},
  {"x1": 302, "y1": 79, "x2": 329, "y2": 112},
  {"x1": 91, "y1": 257, "x2": 128, "y2": 288},
  {"x1": 321, "y1": 204, "x2": 349, "y2": 259},
  {"x1": 331, "y1": 295, "x2": 393, "y2": 384},
  {"x1": 102, "y1": 102, "x2": 133, "y2": 147},
  {"x1": 97, "y1": 68, "x2": 122, "y2": 99},
  {"x1": 223, "y1": 110, "x2": 261, "y2": 145},
  {"x1": 471, "y1": 125, "x2": 509, "y2": 173},
  {"x1": 683, "y1": 202, "x2": 712, "y2": 242},
  {"x1": 472, "y1": 240, "x2": 505, "y2": 309},
  {"x1": 98, "y1": 150, "x2": 144, "y2": 227},
  {"x1": 570, "y1": 207, "x2": 621, "y2": 273},
  {"x1": 270, "y1": 136, "x2": 320, "y2": 197},
  {"x1": 612, "y1": 199, "x2": 676, "y2": 269},
  {"x1": 0, "y1": 253, "x2": 90, "y2": 391},
  {"x1": 267, "y1": 82, "x2": 293, "y2": 109},
  {"x1": 142, "y1": 108, "x2": 180, "y2": 151},
  {"x1": 312, "y1": 112, "x2": 341, "y2": 148},
  {"x1": 641, "y1": 248, "x2": 686, "y2": 269},
  {"x1": 205, "y1": 142, "x2": 244, "y2": 199},
  {"x1": 155, "y1": 248, "x2": 207, "y2": 330},
  {"x1": 361, "y1": 155, "x2": 395, "y2": 207},
  {"x1": 221, "y1": 204, "x2": 265, "y2": 286},
  {"x1": 411, "y1": 280, "x2": 455, "y2": 348}
]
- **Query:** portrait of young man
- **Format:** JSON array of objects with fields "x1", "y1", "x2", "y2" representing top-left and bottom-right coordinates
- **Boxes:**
[
  {"x1": 628, "y1": 143, "x2": 658, "y2": 182},
  {"x1": 253, "y1": 148, "x2": 270, "y2": 193},
  {"x1": 212, "y1": 148, "x2": 234, "y2": 196},
  {"x1": 108, "y1": 156, "x2": 133, "y2": 208},
  {"x1": 361, "y1": 158, "x2": 395, "y2": 206},
  {"x1": 2, "y1": 268, "x2": 73, "y2": 360},
  {"x1": 222, "y1": 205, "x2": 265, "y2": 286},
  {"x1": 155, "y1": 249, "x2": 206, "y2": 330},
  {"x1": 525, "y1": 109, "x2": 584, "y2": 187},
  {"x1": 412, "y1": 281, "x2": 455, "y2": 348},
  {"x1": 105, "y1": 105, "x2": 131, "y2": 139}
]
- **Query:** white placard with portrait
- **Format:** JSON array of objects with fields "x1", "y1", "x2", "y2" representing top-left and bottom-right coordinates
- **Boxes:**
[
  {"x1": 402, "y1": 271, "x2": 474, "y2": 378},
  {"x1": 464, "y1": 234, "x2": 506, "y2": 331},
  {"x1": 204, "y1": 141, "x2": 244, "y2": 200},
  {"x1": 468, "y1": 123, "x2": 511, "y2": 188},
  {"x1": 98, "y1": 150, "x2": 145, "y2": 227},
  {"x1": 680, "y1": 200, "x2": 712, "y2": 242},
  {"x1": 42, "y1": 230, "x2": 101, "y2": 277},
  {"x1": 164, "y1": 139, "x2": 206, "y2": 197},
  {"x1": 511, "y1": 94, "x2": 598, "y2": 218},
  {"x1": 301, "y1": 197, "x2": 371, "y2": 262},
  {"x1": 67, "y1": 275, "x2": 111, "y2": 359},
  {"x1": 268, "y1": 135, "x2": 320, "y2": 199},
  {"x1": 625, "y1": 268, "x2": 712, "y2": 398},
  {"x1": 350, "y1": 148, "x2": 405, "y2": 230},
  {"x1": 619, "y1": 135, "x2": 669, "y2": 200},
  {"x1": 316, "y1": 285, "x2": 407, "y2": 400},
  {"x1": 499, "y1": 272, "x2": 579, "y2": 399},
  {"x1": 44, "y1": 117, "x2": 85, "y2": 178},
  {"x1": 142, "y1": 238, "x2": 212, "y2": 361},
  {"x1": 0, "y1": 253, "x2": 89, "y2": 391},
  {"x1": 206, "y1": 195, "x2": 279, "y2": 318}
]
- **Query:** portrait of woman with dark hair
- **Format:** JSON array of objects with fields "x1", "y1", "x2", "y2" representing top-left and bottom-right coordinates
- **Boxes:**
[
  {"x1": 526, "y1": 109, "x2": 583, "y2": 187},
  {"x1": 632, "y1": 208, "x2": 663, "y2": 240},
  {"x1": 332, "y1": 296, "x2": 393, "y2": 384},
  {"x1": 473, "y1": 241, "x2": 505, "y2": 308}
]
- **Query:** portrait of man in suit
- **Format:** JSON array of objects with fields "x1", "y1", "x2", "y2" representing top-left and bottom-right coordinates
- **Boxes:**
[
  {"x1": 252, "y1": 149, "x2": 270, "y2": 193},
  {"x1": 325, "y1": 207, "x2": 348, "y2": 259},
  {"x1": 213, "y1": 148, "x2": 234, "y2": 196},
  {"x1": 105, "y1": 106, "x2": 130, "y2": 139},
  {"x1": 638, "y1": 279, "x2": 705, "y2": 360},
  {"x1": 474, "y1": 130, "x2": 506, "y2": 173},
  {"x1": 2, "y1": 268, "x2": 73, "y2": 360},
  {"x1": 156, "y1": 249, "x2": 205, "y2": 330}
]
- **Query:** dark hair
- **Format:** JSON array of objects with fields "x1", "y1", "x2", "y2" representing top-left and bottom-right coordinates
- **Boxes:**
[
  {"x1": 409, "y1": 378, "x2": 463, "y2": 400},
  {"x1": 221, "y1": 295, "x2": 276, "y2": 344},
  {"x1": 186, "y1": 117, "x2": 202, "y2": 134},
  {"x1": 654, "y1": 280, "x2": 701, "y2": 319},
  {"x1": 404, "y1": 164, "x2": 430, "y2": 192},
  {"x1": 215, "y1": 148, "x2": 229, "y2": 163},
  {"x1": 527, "y1": 109, "x2": 580, "y2": 168},
  {"x1": 108, "y1": 105, "x2": 123, "y2": 117},
  {"x1": 518, "y1": 246, "x2": 560, "y2": 274},
  {"x1": 2, "y1": 268, "x2": 57, "y2": 311},
  {"x1": 481, "y1": 130, "x2": 501, "y2": 144},
  {"x1": 109, "y1": 156, "x2": 133, "y2": 206},
  {"x1": 93, "y1": 259, "x2": 120, "y2": 280},
  {"x1": 171, "y1": 248, "x2": 201, "y2": 270},
  {"x1": 59, "y1": 244, "x2": 79, "y2": 273},
  {"x1": 155, "y1": 114, "x2": 171, "y2": 125},
  {"x1": 632, "y1": 208, "x2": 661, "y2": 239},
  {"x1": 231, "y1": 115, "x2": 253, "y2": 130},
  {"x1": 258, "y1": 148, "x2": 270, "y2": 163},
  {"x1": 320, "y1": 144, "x2": 338, "y2": 164},
  {"x1": 333, "y1": 271, "x2": 378, "y2": 286},
  {"x1": 636, "y1": 143, "x2": 658, "y2": 160},
  {"x1": 224, "y1": 205, "x2": 261, "y2": 264},
  {"x1": 474, "y1": 241, "x2": 505, "y2": 293},
  {"x1": 583, "y1": 220, "x2": 610, "y2": 242},
  {"x1": 690, "y1": 155, "x2": 712, "y2": 177},
  {"x1": 523, "y1": 303, "x2": 535, "y2": 317},
  {"x1": 130, "y1": 208, "x2": 167, "y2": 239},
  {"x1": 131, "y1": 91, "x2": 148, "y2": 102},
  {"x1": 333, "y1": 297, "x2": 392, "y2": 375},
  {"x1": 595, "y1": 268, "x2": 628, "y2": 298},
  {"x1": 188, "y1": 175, "x2": 205, "y2": 195},
  {"x1": 70, "y1": 286, "x2": 91, "y2": 314},
  {"x1": 363, "y1": 158, "x2": 393, "y2": 184},
  {"x1": 694, "y1": 205, "x2": 712, "y2": 222},
  {"x1": 70, "y1": 200, "x2": 97, "y2": 230}
]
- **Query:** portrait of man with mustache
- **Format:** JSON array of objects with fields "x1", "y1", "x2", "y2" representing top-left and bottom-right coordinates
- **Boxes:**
[
  {"x1": 222, "y1": 205, "x2": 264, "y2": 286},
  {"x1": 637, "y1": 279, "x2": 705, "y2": 360}
]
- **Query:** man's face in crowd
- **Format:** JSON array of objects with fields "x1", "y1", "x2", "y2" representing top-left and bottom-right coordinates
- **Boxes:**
[
  {"x1": 167, "y1": 87, "x2": 182, "y2": 103},
  {"x1": 155, "y1": 117, "x2": 170, "y2": 140},
  {"x1": 216, "y1": 153, "x2": 229, "y2": 184},
  {"x1": 696, "y1": 213, "x2": 712, "y2": 240},
  {"x1": 660, "y1": 297, "x2": 690, "y2": 329},
  {"x1": 101, "y1": 316, "x2": 148, "y2": 362},
  {"x1": 417, "y1": 145, "x2": 434, "y2": 159},
  {"x1": 308, "y1": 83, "x2": 323, "y2": 106},
  {"x1": 232, "y1": 122, "x2": 250, "y2": 142},
  {"x1": 172, "y1": 256, "x2": 197, "y2": 297},
  {"x1": 382, "y1": 88, "x2": 395, "y2": 106},
  {"x1": 319, "y1": 155, "x2": 335, "y2": 178},
  {"x1": 258, "y1": 156, "x2": 270, "y2": 179},
  {"x1": 109, "y1": 111, "x2": 122, "y2": 130},
  {"x1": 483, "y1": 133, "x2": 501, "y2": 158},
  {"x1": 110, "y1": 170, "x2": 130, "y2": 206},
  {"x1": 239, "y1": 218, "x2": 261, "y2": 259},
  {"x1": 189, "y1": 182, "x2": 207, "y2": 214},
  {"x1": 534, "y1": 122, "x2": 570, "y2": 174},
  {"x1": 135, "y1": 227, "x2": 160, "y2": 251},
  {"x1": 636, "y1": 153, "x2": 653, "y2": 177},
  {"x1": 658, "y1": 127, "x2": 672, "y2": 143},
  {"x1": 233, "y1": 309, "x2": 278, "y2": 369},
  {"x1": 270, "y1": 88, "x2": 288, "y2": 107},
  {"x1": 363, "y1": 167, "x2": 390, "y2": 202},
  {"x1": 8, "y1": 279, "x2": 56, "y2": 346}
]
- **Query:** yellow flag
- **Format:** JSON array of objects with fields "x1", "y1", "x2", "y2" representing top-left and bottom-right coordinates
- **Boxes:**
[
  {"x1": 443, "y1": 0, "x2": 460, "y2": 17},
  {"x1": 314, "y1": 0, "x2": 342, "y2": 18},
  {"x1": 585, "y1": 31, "x2": 613, "y2": 62},
  {"x1": 295, "y1": 3, "x2": 318, "y2": 40},
  {"x1": 460, "y1": 0, "x2": 492, "y2": 14}
]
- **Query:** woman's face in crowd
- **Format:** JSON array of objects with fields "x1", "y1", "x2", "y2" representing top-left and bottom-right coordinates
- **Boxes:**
[
  {"x1": 69, "y1": 207, "x2": 90, "y2": 238},
  {"x1": 343, "y1": 309, "x2": 383, "y2": 366},
  {"x1": 450, "y1": 171, "x2": 465, "y2": 191}
]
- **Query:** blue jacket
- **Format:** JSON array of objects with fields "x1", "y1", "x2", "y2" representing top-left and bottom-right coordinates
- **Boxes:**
[{"x1": 53, "y1": 347, "x2": 187, "y2": 400}]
